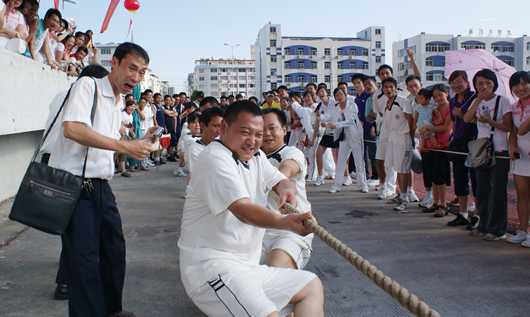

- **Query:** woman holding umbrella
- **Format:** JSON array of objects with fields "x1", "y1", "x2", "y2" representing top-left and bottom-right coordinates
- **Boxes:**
[{"x1": 464, "y1": 69, "x2": 513, "y2": 241}]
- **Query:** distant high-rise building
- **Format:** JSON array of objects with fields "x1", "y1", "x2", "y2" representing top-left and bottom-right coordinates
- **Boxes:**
[
  {"x1": 253, "y1": 23, "x2": 385, "y2": 96},
  {"x1": 192, "y1": 59, "x2": 256, "y2": 99}
]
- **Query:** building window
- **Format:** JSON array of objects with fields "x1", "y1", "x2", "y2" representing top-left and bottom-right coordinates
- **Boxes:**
[
  {"x1": 100, "y1": 48, "x2": 111, "y2": 55},
  {"x1": 324, "y1": 48, "x2": 330, "y2": 55},
  {"x1": 248, "y1": 69, "x2": 255, "y2": 72},
  {"x1": 284, "y1": 48, "x2": 290, "y2": 55},
  {"x1": 491, "y1": 44, "x2": 503, "y2": 52},
  {"x1": 298, "y1": 48, "x2": 304, "y2": 55},
  {"x1": 271, "y1": 69, "x2": 277, "y2": 76},
  {"x1": 338, "y1": 76, "x2": 343, "y2": 82},
  {"x1": 211, "y1": 91, "x2": 218, "y2": 97},
  {"x1": 270, "y1": 40, "x2": 276, "y2": 47},
  {"x1": 504, "y1": 44, "x2": 515, "y2": 52},
  {"x1": 220, "y1": 68, "x2": 227, "y2": 72},
  {"x1": 229, "y1": 84, "x2": 237, "y2": 88},
  {"x1": 298, "y1": 76, "x2": 304, "y2": 83},
  {"x1": 461, "y1": 43, "x2": 472, "y2": 50},
  {"x1": 337, "y1": 49, "x2": 343, "y2": 56},
  {"x1": 398, "y1": 46, "x2": 416, "y2": 57},
  {"x1": 325, "y1": 75, "x2": 330, "y2": 83},
  {"x1": 325, "y1": 62, "x2": 331, "y2": 69},
  {"x1": 239, "y1": 76, "x2": 246, "y2": 80},
  {"x1": 350, "y1": 62, "x2": 356, "y2": 69},
  {"x1": 375, "y1": 41, "x2": 381, "y2": 49},
  {"x1": 270, "y1": 26, "x2": 276, "y2": 33},
  {"x1": 311, "y1": 76, "x2": 317, "y2": 83},
  {"x1": 527, "y1": 43, "x2": 530, "y2": 51},
  {"x1": 199, "y1": 77, "x2": 204, "y2": 81},
  {"x1": 239, "y1": 84, "x2": 246, "y2": 88},
  {"x1": 229, "y1": 76, "x2": 237, "y2": 80},
  {"x1": 211, "y1": 76, "x2": 218, "y2": 80},
  {"x1": 362, "y1": 49, "x2": 368, "y2": 56},
  {"x1": 210, "y1": 68, "x2": 216, "y2": 72},
  {"x1": 350, "y1": 50, "x2": 356, "y2": 56},
  {"x1": 220, "y1": 83, "x2": 228, "y2": 88},
  {"x1": 285, "y1": 76, "x2": 291, "y2": 83},
  {"x1": 362, "y1": 63, "x2": 369, "y2": 69},
  {"x1": 211, "y1": 84, "x2": 218, "y2": 89},
  {"x1": 199, "y1": 69, "x2": 205, "y2": 73},
  {"x1": 426, "y1": 59, "x2": 433, "y2": 67},
  {"x1": 375, "y1": 28, "x2": 382, "y2": 35},
  {"x1": 426, "y1": 43, "x2": 450, "y2": 52},
  {"x1": 337, "y1": 63, "x2": 343, "y2": 69},
  {"x1": 271, "y1": 55, "x2": 277, "y2": 62},
  {"x1": 426, "y1": 73, "x2": 445, "y2": 81},
  {"x1": 311, "y1": 62, "x2": 317, "y2": 69},
  {"x1": 238, "y1": 68, "x2": 246, "y2": 72},
  {"x1": 271, "y1": 83, "x2": 277, "y2": 90},
  {"x1": 284, "y1": 62, "x2": 291, "y2": 69},
  {"x1": 220, "y1": 76, "x2": 228, "y2": 80},
  {"x1": 375, "y1": 56, "x2": 381, "y2": 63},
  {"x1": 101, "y1": 60, "x2": 111, "y2": 66},
  {"x1": 311, "y1": 48, "x2": 317, "y2": 55},
  {"x1": 199, "y1": 84, "x2": 205, "y2": 89},
  {"x1": 501, "y1": 58, "x2": 515, "y2": 66},
  {"x1": 249, "y1": 83, "x2": 255, "y2": 88},
  {"x1": 298, "y1": 62, "x2": 304, "y2": 69}
]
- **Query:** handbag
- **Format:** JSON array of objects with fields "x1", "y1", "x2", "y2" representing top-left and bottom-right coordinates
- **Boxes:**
[
  {"x1": 9, "y1": 79, "x2": 98, "y2": 235},
  {"x1": 446, "y1": 136, "x2": 470, "y2": 162},
  {"x1": 464, "y1": 96, "x2": 500, "y2": 170}
]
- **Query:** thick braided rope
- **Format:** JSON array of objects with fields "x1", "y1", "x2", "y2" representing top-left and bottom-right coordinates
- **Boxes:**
[{"x1": 269, "y1": 190, "x2": 440, "y2": 317}]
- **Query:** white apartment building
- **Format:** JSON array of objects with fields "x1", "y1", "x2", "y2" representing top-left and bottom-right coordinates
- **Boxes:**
[
  {"x1": 253, "y1": 23, "x2": 385, "y2": 96},
  {"x1": 192, "y1": 59, "x2": 256, "y2": 98},
  {"x1": 95, "y1": 42, "x2": 118, "y2": 71},
  {"x1": 392, "y1": 32, "x2": 530, "y2": 88}
]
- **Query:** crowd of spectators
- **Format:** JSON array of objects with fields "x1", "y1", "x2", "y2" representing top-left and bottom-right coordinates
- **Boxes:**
[{"x1": 1, "y1": 0, "x2": 97, "y2": 75}]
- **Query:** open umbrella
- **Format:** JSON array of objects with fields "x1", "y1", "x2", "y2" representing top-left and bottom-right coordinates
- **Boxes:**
[{"x1": 444, "y1": 49, "x2": 517, "y2": 103}]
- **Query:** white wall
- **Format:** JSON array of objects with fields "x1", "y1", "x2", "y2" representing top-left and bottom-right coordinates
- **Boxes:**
[{"x1": 0, "y1": 48, "x2": 76, "y2": 201}]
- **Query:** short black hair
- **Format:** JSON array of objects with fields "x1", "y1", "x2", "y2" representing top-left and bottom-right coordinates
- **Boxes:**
[
  {"x1": 235, "y1": 93, "x2": 243, "y2": 99},
  {"x1": 448, "y1": 70, "x2": 469, "y2": 84},
  {"x1": 184, "y1": 102, "x2": 196, "y2": 111},
  {"x1": 417, "y1": 88, "x2": 432, "y2": 100},
  {"x1": 289, "y1": 91, "x2": 301, "y2": 100},
  {"x1": 378, "y1": 64, "x2": 393, "y2": 77},
  {"x1": 302, "y1": 90, "x2": 315, "y2": 102},
  {"x1": 199, "y1": 96, "x2": 219, "y2": 108},
  {"x1": 125, "y1": 93, "x2": 134, "y2": 100},
  {"x1": 139, "y1": 97, "x2": 147, "y2": 102},
  {"x1": 113, "y1": 42, "x2": 150, "y2": 65},
  {"x1": 338, "y1": 81, "x2": 348, "y2": 88},
  {"x1": 305, "y1": 82, "x2": 317, "y2": 90},
  {"x1": 473, "y1": 69, "x2": 498, "y2": 93},
  {"x1": 351, "y1": 73, "x2": 365, "y2": 83},
  {"x1": 363, "y1": 76, "x2": 377, "y2": 85},
  {"x1": 196, "y1": 91, "x2": 205, "y2": 99},
  {"x1": 188, "y1": 111, "x2": 200, "y2": 124},
  {"x1": 509, "y1": 71, "x2": 530, "y2": 93},
  {"x1": 75, "y1": 31, "x2": 86, "y2": 39},
  {"x1": 164, "y1": 95, "x2": 172, "y2": 100},
  {"x1": 125, "y1": 100, "x2": 135, "y2": 107},
  {"x1": 224, "y1": 100, "x2": 264, "y2": 126},
  {"x1": 45, "y1": 8, "x2": 62, "y2": 21},
  {"x1": 277, "y1": 85, "x2": 288, "y2": 92},
  {"x1": 249, "y1": 96, "x2": 259, "y2": 103},
  {"x1": 405, "y1": 75, "x2": 421, "y2": 86},
  {"x1": 381, "y1": 77, "x2": 398, "y2": 88},
  {"x1": 78, "y1": 64, "x2": 109, "y2": 78},
  {"x1": 263, "y1": 108, "x2": 287, "y2": 127},
  {"x1": 76, "y1": 46, "x2": 88, "y2": 55},
  {"x1": 220, "y1": 95, "x2": 227, "y2": 101},
  {"x1": 144, "y1": 89, "x2": 153, "y2": 94},
  {"x1": 317, "y1": 83, "x2": 328, "y2": 95},
  {"x1": 179, "y1": 92, "x2": 187, "y2": 96},
  {"x1": 60, "y1": 19, "x2": 68, "y2": 30},
  {"x1": 228, "y1": 94, "x2": 235, "y2": 99},
  {"x1": 200, "y1": 107, "x2": 225, "y2": 126},
  {"x1": 153, "y1": 93, "x2": 162, "y2": 98},
  {"x1": 333, "y1": 87, "x2": 347, "y2": 98}
]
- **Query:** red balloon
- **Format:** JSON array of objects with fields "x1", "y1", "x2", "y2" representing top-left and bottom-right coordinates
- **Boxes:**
[{"x1": 124, "y1": 0, "x2": 140, "y2": 13}]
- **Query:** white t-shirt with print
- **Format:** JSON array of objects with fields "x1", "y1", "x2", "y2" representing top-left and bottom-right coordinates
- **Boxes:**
[
  {"x1": 475, "y1": 95, "x2": 512, "y2": 152},
  {"x1": 373, "y1": 82, "x2": 408, "y2": 138},
  {"x1": 178, "y1": 141, "x2": 286, "y2": 293},
  {"x1": 384, "y1": 96, "x2": 413, "y2": 135}
]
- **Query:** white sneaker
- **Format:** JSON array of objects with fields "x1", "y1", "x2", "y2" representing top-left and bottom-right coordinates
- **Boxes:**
[
  {"x1": 375, "y1": 184, "x2": 385, "y2": 191},
  {"x1": 507, "y1": 231, "x2": 530, "y2": 244},
  {"x1": 408, "y1": 190, "x2": 419, "y2": 203},
  {"x1": 377, "y1": 188, "x2": 390, "y2": 199},
  {"x1": 349, "y1": 171, "x2": 356, "y2": 178},
  {"x1": 468, "y1": 202, "x2": 476, "y2": 212},
  {"x1": 419, "y1": 196, "x2": 434, "y2": 208},
  {"x1": 367, "y1": 179, "x2": 379, "y2": 187},
  {"x1": 329, "y1": 187, "x2": 340, "y2": 194},
  {"x1": 361, "y1": 186, "x2": 369, "y2": 193},
  {"x1": 312, "y1": 176, "x2": 325, "y2": 187},
  {"x1": 175, "y1": 169, "x2": 188, "y2": 177},
  {"x1": 522, "y1": 238, "x2": 530, "y2": 248},
  {"x1": 146, "y1": 160, "x2": 155, "y2": 167},
  {"x1": 342, "y1": 176, "x2": 353, "y2": 186}
]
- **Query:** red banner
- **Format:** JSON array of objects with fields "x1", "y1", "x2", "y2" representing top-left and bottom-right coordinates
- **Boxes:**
[
  {"x1": 54, "y1": 0, "x2": 59, "y2": 9},
  {"x1": 100, "y1": 0, "x2": 121, "y2": 34},
  {"x1": 125, "y1": 19, "x2": 132, "y2": 40}
]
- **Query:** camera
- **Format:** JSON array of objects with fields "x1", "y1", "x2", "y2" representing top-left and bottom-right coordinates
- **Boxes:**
[{"x1": 152, "y1": 127, "x2": 164, "y2": 139}]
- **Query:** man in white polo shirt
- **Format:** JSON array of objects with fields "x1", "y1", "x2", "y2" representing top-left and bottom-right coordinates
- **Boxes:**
[
  {"x1": 49, "y1": 43, "x2": 156, "y2": 317},
  {"x1": 179, "y1": 101, "x2": 324, "y2": 317}
]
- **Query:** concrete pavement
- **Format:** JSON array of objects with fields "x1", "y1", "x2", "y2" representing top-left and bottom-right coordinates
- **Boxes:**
[{"x1": 1, "y1": 162, "x2": 529, "y2": 316}]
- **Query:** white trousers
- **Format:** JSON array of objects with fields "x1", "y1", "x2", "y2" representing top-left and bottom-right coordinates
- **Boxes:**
[
  {"x1": 331, "y1": 135, "x2": 367, "y2": 190},
  {"x1": 289, "y1": 130, "x2": 304, "y2": 151},
  {"x1": 323, "y1": 148, "x2": 336, "y2": 176},
  {"x1": 303, "y1": 134, "x2": 322, "y2": 181}
]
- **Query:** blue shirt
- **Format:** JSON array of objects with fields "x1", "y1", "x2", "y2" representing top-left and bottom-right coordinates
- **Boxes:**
[
  {"x1": 449, "y1": 87, "x2": 477, "y2": 139},
  {"x1": 355, "y1": 91, "x2": 371, "y2": 133},
  {"x1": 154, "y1": 104, "x2": 166, "y2": 130}
]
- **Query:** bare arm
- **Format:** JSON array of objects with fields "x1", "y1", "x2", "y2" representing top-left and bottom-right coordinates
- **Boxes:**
[
  {"x1": 478, "y1": 112, "x2": 512, "y2": 133},
  {"x1": 90, "y1": 47, "x2": 98, "y2": 65},
  {"x1": 405, "y1": 113, "x2": 414, "y2": 141},
  {"x1": 421, "y1": 113, "x2": 451, "y2": 134},
  {"x1": 519, "y1": 117, "x2": 530, "y2": 135},
  {"x1": 279, "y1": 159, "x2": 301, "y2": 180},
  {"x1": 406, "y1": 48, "x2": 421, "y2": 77},
  {"x1": 135, "y1": 107, "x2": 145, "y2": 120},
  {"x1": 41, "y1": 36, "x2": 59, "y2": 69},
  {"x1": 509, "y1": 124, "x2": 519, "y2": 160},
  {"x1": 413, "y1": 110, "x2": 419, "y2": 131},
  {"x1": 25, "y1": 20, "x2": 38, "y2": 60}
]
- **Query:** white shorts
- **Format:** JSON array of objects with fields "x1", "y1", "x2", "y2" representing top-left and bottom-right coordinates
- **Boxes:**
[
  {"x1": 384, "y1": 134, "x2": 412, "y2": 174},
  {"x1": 189, "y1": 266, "x2": 316, "y2": 317},
  {"x1": 376, "y1": 137, "x2": 388, "y2": 160},
  {"x1": 260, "y1": 230, "x2": 313, "y2": 269},
  {"x1": 511, "y1": 159, "x2": 530, "y2": 177}
]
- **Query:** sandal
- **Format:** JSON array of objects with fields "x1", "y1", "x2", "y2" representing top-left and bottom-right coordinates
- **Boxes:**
[
  {"x1": 423, "y1": 204, "x2": 438, "y2": 213},
  {"x1": 433, "y1": 206, "x2": 449, "y2": 218}
]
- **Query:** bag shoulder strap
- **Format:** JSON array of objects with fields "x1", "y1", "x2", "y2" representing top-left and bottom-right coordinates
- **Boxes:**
[
  {"x1": 489, "y1": 96, "x2": 501, "y2": 141},
  {"x1": 80, "y1": 78, "x2": 99, "y2": 179}
]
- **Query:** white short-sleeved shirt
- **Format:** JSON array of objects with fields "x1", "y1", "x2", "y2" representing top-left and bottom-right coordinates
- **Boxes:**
[
  {"x1": 320, "y1": 97, "x2": 337, "y2": 135},
  {"x1": 178, "y1": 141, "x2": 287, "y2": 293},
  {"x1": 48, "y1": 76, "x2": 122, "y2": 180},
  {"x1": 186, "y1": 139, "x2": 206, "y2": 173},
  {"x1": 475, "y1": 95, "x2": 512, "y2": 151},
  {"x1": 121, "y1": 111, "x2": 133, "y2": 135},
  {"x1": 140, "y1": 105, "x2": 155, "y2": 132},
  {"x1": 374, "y1": 82, "x2": 408, "y2": 138},
  {"x1": 291, "y1": 102, "x2": 317, "y2": 138},
  {"x1": 40, "y1": 90, "x2": 68, "y2": 155},
  {"x1": 513, "y1": 99, "x2": 530, "y2": 155},
  {"x1": 3, "y1": 9, "x2": 25, "y2": 31},
  {"x1": 384, "y1": 96, "x2": 413, "y2": 135},
  {"x1": 178, "y1": 132, "x2": 200, "y2": 154}
]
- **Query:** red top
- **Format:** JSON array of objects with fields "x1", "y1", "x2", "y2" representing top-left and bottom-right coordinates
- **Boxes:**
[{"x1": 426, "y1": 105, "x2": 451, "y2": 148}]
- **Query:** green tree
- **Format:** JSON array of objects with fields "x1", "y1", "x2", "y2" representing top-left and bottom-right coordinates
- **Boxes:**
[{"x1": 190, "y1": 90, "x2": 198, "y2": 101}]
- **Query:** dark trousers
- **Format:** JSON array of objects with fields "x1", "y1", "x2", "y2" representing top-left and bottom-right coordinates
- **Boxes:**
[
  {"x1": 452, "y1": 160, "x2": 477, "y2": 197},
  {"x1": 475, "y1": 152, "x2": 510, "y2": 237},
  {"x1": 363, "y1": 132, "x2": 378, "y2": 179},
  {"x1": 62, "y1": 178, "x2": 126, "y2": 317}
]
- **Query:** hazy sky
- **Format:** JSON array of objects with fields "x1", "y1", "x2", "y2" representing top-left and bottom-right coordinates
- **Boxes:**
[{"x1": 40, "y1": 0, "x2": 529, "y2": 92}]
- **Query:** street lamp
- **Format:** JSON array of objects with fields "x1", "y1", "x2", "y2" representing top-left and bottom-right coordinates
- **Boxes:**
[{"x1": 224, "y1": 43, "x2": 240, "y2": 60}]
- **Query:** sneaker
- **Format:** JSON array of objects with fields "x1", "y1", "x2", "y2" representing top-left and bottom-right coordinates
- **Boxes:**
[
  {"x1": 469, "y1": 229, "x2": 486, "y2": 236},
  {"x1": 507, "y1": 231, "x2": 530, "y2": 244},
  {"x1": 408, "y1": 190, "x2": 419, "y2": 203},
  {"x1": 448, "y1": 198, "x2": 459, "y2": 207},
  {"x1": 54, "y1": 284, "x2": 68, "y2": 300},
  {"x1": 312, "y1": 176, "x2": 325, "y2": 187},
  {"x1": 167, "y1": 155, "x2": 177, "y2": 162},
  {"x1": 121, "y1": 171, "x2": 132, "y2": 178},
  {"x1": 175, "y1": 170, "x2": 188, "y2": 177},
  {"x1": 327, "y1": 174, "x2": 335, "y2": 180},
  {"x1": 376, "y1": 190, "x2": 388, "y2": 199},
  {"x1": 349, "y1": 171, "x2": 356, "y2": 178},
  {"x1": 129, "y1": 167, "x2": 136, "y2": 173},
  {"x1": 522, "y1": 238, "x2": 530, "y2": 248},
  {"x1": 467, "y1": 202, "x2": 475, "y2": 212},
  {"x1": 367, "y1": 179, "x2": 379, "y2": 187},
  {"x1": 141, "y1": 166, "x2": 149, "y2": 171},
  {"x1": 160, "y1": 159, "x2": 167, "y2": 165},
  {"x1": 483, "y1": 233, "x2": 506, "y2": 241},
  {"x1": 329, "y1": 187, "x2": 340, "y2": 194},
  {"x1": 394, "y1": 197, "x2": 409, "y2": 212},
  {"x1": 342, "y1": 176, "x2": 353, "y2": 186},
  {"x1": 447, "y1": 214, "x2": 469, "y2": 226},
  {"x1": 419, "y1": 196, "x2": 434, "y2": 208},
  {"x1": 466, "y1": 216, "x2": 479, "y2": 230},
  {"x1": 361, "y1": 186, "x2": 369, "y2": 193},
  {"x1": 387, "y1": 193, "x2": 400, "y2": 204}
]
